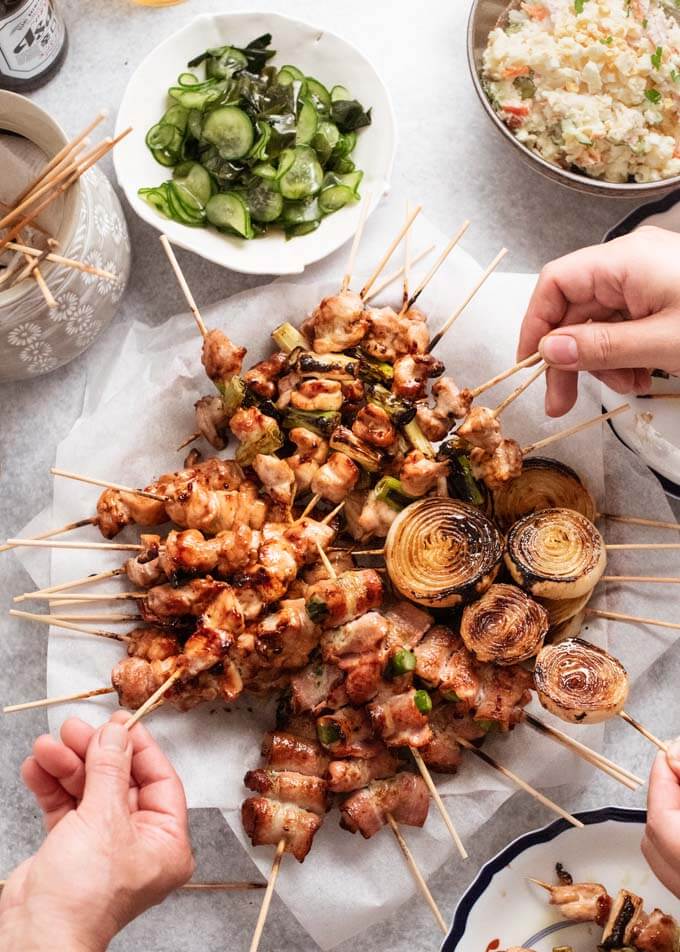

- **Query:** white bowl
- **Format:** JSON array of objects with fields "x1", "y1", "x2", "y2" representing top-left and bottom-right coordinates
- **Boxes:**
[{"x1": 114, "y1": 11, "x2": 396, "y2": 275}]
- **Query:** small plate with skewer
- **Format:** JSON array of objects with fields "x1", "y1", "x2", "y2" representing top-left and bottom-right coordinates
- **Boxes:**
[{"x1": 442, "y1": 806, "x2": 680, "y2": 952}]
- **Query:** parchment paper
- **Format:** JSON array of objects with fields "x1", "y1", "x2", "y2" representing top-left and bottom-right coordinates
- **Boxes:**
[{"x1": 13, "y1": 203, "x2": 680, "y2": 949}]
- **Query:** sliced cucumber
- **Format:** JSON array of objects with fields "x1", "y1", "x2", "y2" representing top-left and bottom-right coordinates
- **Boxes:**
[
  {"x1": 319, "y1": 184, "x2": 356, "y2": 213},
  {"x1": 207, "y1": 46, "x2": 248, "y2": 79},
  {"x1": 186, "y1": 108, "x2": 203, "y2": 141},
  {"x1": 161, "y1": 104, "x2": 189, "y2": 133},
  {"x1": 172, "y1": 84, "x2": 225, "y2": 111},
  {"x1": 146, "y1": 123, "x2": 180, "y2": 151},
  {"x1": 275, "y1": 148, "x2": 296, "y2": 180},
  {"x1": 279, "y1": 146, "x2": 324, "y2": 200},
  {"x1": 285, "y1": 220, "x2": 320, "y2": 239},
  {"x1": 305, "y1": 76, "x2": 331, "y2": 114},
  {"x1": 173, "y1": 161, "x2": 214, "y2": 206},
  {"x1": 281, "y1": 197, "x2": 321, "y2": 224},
  {"x1": 167, "y1": 182, "x2": 205, "y2": 225},
  {"x1": 329, "y1": 155, "x2": 355, "y2": 174},
  {"x1": 206, "y1": 192, "x2": 254, "y2": 238},
  {"x1": 178, "y1": 71, "x2": 200, "y2": 87},
  {"x1": 295, "y1": 99, "x2": 318, "y2": 146},
  {"x1": 331, "y1": 84, "x2": 351, "y2": 102},
  {"x1": 252, "y1": 161, "x2": 278, "y2": 179},
  {"x1": 278, "y1": 64, "x2": 305, "y2": 85},
  {"x1": 311, "y1": 121, "x2": 340, "y2": 164},
  {"x1": 202, "y1": 106, "x2": 254, "y2": 160},
  {"x1": 246, "y1": 180, "x2": 284, "y2": 222},
  {"x1": 139, "y1": 184, "x2": 172, "y2": 218},
  {"x1": 249, "y1": 120, "x2": 272, "y2": 161}
]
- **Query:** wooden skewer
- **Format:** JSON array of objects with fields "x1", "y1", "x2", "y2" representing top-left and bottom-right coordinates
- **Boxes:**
[
  {"x1": 466, "y1": 352, "x2": 542, "y2": 400},
  {"x1": 29, "y1": 255, "x2": 57, "y2": 308},
  {"x1": 314, "y1": 539, "x2": 337, "y2": 580},
  {"x1": 50, "y1": 612, "x2": 142, "y2": 623},
  {"x1": 0, "y1": 157, "x2": 84, "y2": 231},
  {"x1": 364, "y1": 243, "x2": 435, "y2": 302},
  {"x1": 527, "y1": 877, "x2": 553, "y2": 891},
  {"x1": 454, "y1": 735, "x2": 584, "y2": 828},
  {"x1": 125, "y1": 668, "x2": 183, "y2": 729},
  {"x1": 5, "y1": 241, "x2": 116, "y2": 279},
  {"x1": 0, "y1": 517, "x2": 96, "y2": 554},
  {"x1": 410, "y1": 747, "x2": 468, "y2": 859},
  {"x1": 601, "y1": 513, "x2": 680, "y2": 532},
  {"x1": 639, "y1": 392, "x2": 680, "y2": 399},
  {"x1": 50, "y1": 467, "x2": 168, "y2": 501},
  {"x1": 605, "y1": 543, "x2": 680, "y2": 551},
  {"x1": 400, "y1": 219, "x2": 471, "y2": 314},
  {"x1": 402, "y1": 201, "x2": 411, "y2": 306},
  {"x1": 619, "y1": 711, "x2": 668, "y2": 753},
  {"x1": 525, "y1": 713, "x2": 642, "y2": 789},
  {"x1": 14, "y1": 567, "x2": 125, "y2": 602},
  {"x1": 4, "y1": 686, "x2": 115, "y2": 713},
  {"x1": 37, "y1": 592, "x2": 144, "y2": 602},
  {"x1": 159, "y1": 234, "x2": 208, "y2": 338},
  {"x1": 177, "y1": 431, "x2": 201, "y2": 451},
  {"x1": 249, "y1": 838, "x2": 286, "y2": 952},
  {"x1": 492, "y1": 363, "x2": 547, "y2": 418},
  {"x1": 6, "y1": 539, "x2": 142, "y2": 552},
  {"x1": 296, "y1": 493, "x2": 322, "y2": 523},
  {"x1": 180, "y1": 881, "x2": 265, "y2": 892},
  {"x1": 9, "y1": 609, "x2": 129, "y2": 642},
  {"x1": 385, "y1": 813, "x2": 447, "y2": 933},
  {"x1": 587, "y1": 607, "x2": 680, "y2": 632},
  {"x1": 428, "y1": 247, "x2": 508, "y2": 353},
  {"x1": 340, "y1": 191, "x2": 372, "y2": 294},
  {"x1": 320, "y1": 500, "x2": 345, "y2": 526},
  {"x1": 360, "y1": 205, "x2": 422, "y2": 299},
  {"x1": 603, "y1": 575, "x2": 680, "y2": 584},
  {"x1": 521, "y1": 403, "x2": 630, "y2": 456}
]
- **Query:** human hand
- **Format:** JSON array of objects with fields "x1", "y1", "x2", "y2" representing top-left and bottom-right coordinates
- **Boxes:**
[
  {"x1": 0, "y1": 711, "x2": 194, "y2": 952},
  {"x1": 641, "y1": 740, "x2": 680, "y2": 900},
  {"x1": 517, "y1": 226, "x2": 680, "y2": 416}
]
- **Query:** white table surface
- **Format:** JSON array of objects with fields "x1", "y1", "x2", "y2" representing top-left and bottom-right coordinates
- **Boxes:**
[{"x1": 1, "y1": 2, "x2": 679, "y2": 950}]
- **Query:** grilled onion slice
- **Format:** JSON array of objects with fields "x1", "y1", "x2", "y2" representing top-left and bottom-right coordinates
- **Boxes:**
[
  {"x1": 548, "y1": 609, "x2": 587, "y2": 644},
  {"x1": 505, "y1": 508, "x2": 606, "y2": 600},
  {"x1": 534, "y1": 638, "x2": 629, "y2": 724},
  {"x1": 460, "y1": 583, "x2": 548, "y2": 665},
  {"x1": 538, "y1": 589, "x2": 594, "y2": 628},
  {"x1": 385, "y1": 497, "x2": 503, "y2": 607},
  {"x1": 492, "y1": 457, "x2": 596, "y2": 531}
]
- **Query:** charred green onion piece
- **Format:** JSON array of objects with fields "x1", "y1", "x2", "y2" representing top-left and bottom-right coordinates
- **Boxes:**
[
  {"x1": 403, "y1": 419, "x2": 434, "y2": 456},
  {"x1": 374, "y1": 476, "x2": 416, "y2": 512},
  {"x1": 235, "y1": 415, "x2": 283, "y2": 465},
  {"x1": 317, "y1": 720, "x2": 342, "y2": 746},
  {"x1": 217, "y1": 375, "x2": 246, "y2": 415},
  {"x1": 414, "y1": 689, "x2": 432, "y2": 715},
  {"x1": 305, "y1": 594, "x2": 329, "y2": 623},
  {"x1": 329, "y1": 426, "x2": 382, "y2": 471},
  {"x1": 368, "y1": 385, "x2": 416, "y2": 427},
  {"x1": 391, "y1": 648, "x2": 417, "y2": 676},
  {"x1": 272, "y1": 322, "x2": 308, "y2": 354},
  {"x1": 282, "y1": 408, "x2": 342, "y2": 437}
]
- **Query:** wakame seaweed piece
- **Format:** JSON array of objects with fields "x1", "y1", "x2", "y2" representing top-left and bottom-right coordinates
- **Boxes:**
[
  {"x1": 188, "y1": 33, "x2": 275, "y2": 76},
  {"x1": 199, "y1": 146, "x2": 246, "y2": 185},
  {"x1": 330, "y1": 99, "x2": 372, "y2": 132}
]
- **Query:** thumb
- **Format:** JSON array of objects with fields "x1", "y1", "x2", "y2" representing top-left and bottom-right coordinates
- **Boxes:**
[
  {"x1": 539, "y1": 313, "x2": 674, "y2": 373},
  {"x1": 81, "y1": 720, "x2": 133, "y2": 818}
]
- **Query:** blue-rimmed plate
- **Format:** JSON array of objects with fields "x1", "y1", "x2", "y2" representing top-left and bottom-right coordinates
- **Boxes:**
[
  {"x1": 602, "y1": 193, "x2": 680, "y2": 498},
  {"x1": 441, "y1": 807, "x2": 678, "y2": 952}
]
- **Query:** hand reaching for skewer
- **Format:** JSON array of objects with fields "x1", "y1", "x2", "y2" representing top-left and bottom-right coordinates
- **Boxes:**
[
  {"x1": 518, "y1": 226, "x2": 680, "y2": 417},
  {"x1": 642, "y1": 739, "x2": 680, "y2": 900},
  {"x1": 0, "y1": 713, "x2": 194, "y2": 951}
]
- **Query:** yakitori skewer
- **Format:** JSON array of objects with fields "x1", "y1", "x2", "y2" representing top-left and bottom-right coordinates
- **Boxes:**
[
  {"x1": 464, "y1": 351, "x2": 542, "y2": 401},
  {"x1": 399, "y1": 218, "x2": 471, "y2": 314},
  {"x1": 159, "y1": 235, "x2": 208, "y2": 338},
  {"x1": 340, "y1": 191, "x2": 372, "y2": 294},
  {"x1": 9, "y1": 610, "x2": 129, "y2": 643},
  {"x1": 14, "y1": 567, "x2": 125, "y2": 602},
  {"x1": 619, "y1": 711, "x2": 668, "y2": 753},
  {"x1": 364, "y1": 243, "x2": 435, "y2": 302},
  {"x1": 602, "y1": 575, "x2": 680, "y2": 584},
  {"x1": 6, "y1": 539, "x2": 142, "y2": 552},
  {"x1": 249, "y1": 839, "x2": 286, "y2": 952},
  {"x1": 521, "y1": 404, "x2": 630, "y2": 456},
  {"x1": 359, "y1": 205, "x2": 422, "y2": 299},
  {"x1": 490, "y1": 362, "x2": 547, "y2": 418},
  {"x1": 602, "y1": 513, "x2": 680, "y2": 532},
  {"x1": 49, "y1": 612, "x2": 141, "y2": 623},
  {"x1": 4, "y1": 686, "x2": 115, "y2": 713},
  {"x1": 587, "y1": 607, "x2": 680, "y2": 632},
  {"x1": 125, "y1": 669, "x2": 184, "y2": 729},
  {"x1": 0, "y1": 518, "x2": 97, "y2": 554},
  {"x1": 385, "y1": 812, "x2": 447, "y2": 933},
  {"x1": 401, "y1": 202, "x2": 411, "y2": 306},
  {"x1": 50, "y1": 467, "x2": 168, "y2": 501},
  {"x1": 605, "y1": 543, "x2": 680, "y2": 551},
  {"x1": 427, "y1": 247, "x2": 508, "y2": 352}
]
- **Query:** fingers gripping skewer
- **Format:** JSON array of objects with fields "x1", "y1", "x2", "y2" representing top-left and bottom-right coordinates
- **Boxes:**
[
  {"x1": 619, "y1": 711, "x2": 668, "y2": 753},
  {"x1": 159, "y1": 235, "x2": 208, "y2": 338},
  {"x1": 9, "y1": 610, "x2": 130, "y2": 643},
  {"x1": 0, "y1": 518, "x2": 97, "y2": 554},
  {"x1": 427, "y1": 247, "x2": 508, "y2": 353},
  {"x1": 249, "y1": 838, "x2": 286, "y2": 952},
  {"x1": 4, "y1": 687, "x2": 115, "y2": 714},
  {"x1": 491, "y1": 363, "x2": 547, "y2": 418},
  {"x1": 364, "y1": 243, "x2": 436, "y2": 302},
  {"x1": 125, "y1": 669, "x2": 184, "y2": 730},
  {"x1": 340, "y1": 191, "x2": 372, "y2": 294},
  {"x1": 360, "y1": 205, "x2": 423, "y2": 299},
  {"x1": 50, "y1": 467, "x2": 169, "y2": 501},
  {"x1": 521, "y1": 404, "x2": 630, "y2": 456},
  {"x1": 400, "y1": 219, "x2": 471, "y2": 315},
  {"x1": 454, "y1": 735, "x2": 584, "y2": 829},
  {"x1": 468, "y1": 351, "x2": 542, "y2": 400},
  {"x1": 385, "y1": 813, "x2": 447, "y2": 933}
]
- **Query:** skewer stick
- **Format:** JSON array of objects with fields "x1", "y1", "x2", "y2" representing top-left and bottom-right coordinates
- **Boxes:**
[
  {"x1": 385, "y1": 813, "x2": 447, "y2": 933},
  {"x1": 5, "y1": 241, "x2": 116, "y2": 279},
  {"x1": 50, "y1": 612, "x2": 142, "y2": 623},
  {"x1": 14, "y1": 567, "x2": 125, "y2": 602},
  {"x1": 521, "y1": 403, "x2": 630, "y2": 456},
  {"x1": 601, "y1": 513, "x2": 680, "y2": 532},
  {"x1": 125, "y1": 669, "x2": 183, "y2": 729},
  {"x1": 402, "y1": 202, "x2": 411, "y2": 306},
  {"x1": 619, "y1": 711, "x2": 668, "y2": 753},
  {"x1": 0, "y1": 517, "x2": 96, "y2": 553},
  {"x1": 177, "y1": 431, "x2": 201, "y2": 451},
  {"x1": 6, "y1": 539, "x2": 142, "y2": 552},
  {"x1": 605, "y1": 543, "x2": 680, "y2": 551},
  {"x1": 587, "y1": 607, "x2": 680, "y2": 632},
  {"x1": 4, "y1": 686, "x2": 115, "y2": 713},
  {"x1": 296, "y1": 493, "x2": 322, "y2": 523},
  {"x1": 29, "y1": 255, "x2": 57, "y2": 308},
  {"x1": 527, "y1": 878, "x2": 553, "y2": 891},
  {"x1": 50, "y1": 467, "x2": 168, "y2": 501},
  {"x1": 454, "y1": 735, "x2": 584, "y2": 829},
  {"x1": 401, "y1": 219, "x2": 471, "y2": 314},
  {"x1": 315, "y1": 539, "x2": 337, "y2": 580},
  {"x1": 364, "y1": 244, "x2": 435, "y2": 302},
  {"x1": 159, "y1": 234, "x2": 208, "y2": 338},
  {"x1": 181, "y1": 881, "x2": 265, "y2": 892},
  {"x1": 410, "y1": 747, "x2": 468, "y2": 858},
  {"x1": 0, "y1": 158, "x2": 82, "y2": 231},
  {"x1": 492, "y1": 363, "x2": 547, "y2": 418},
  {"x1": 36, "y1": 592, "x2": 144, "y2": 602},
  {"x1": 428, "y1": 247, "x2": 508, "y2": 353},
  {"x1": 9, "y1": 610, "x2": 129, "y2": 642},
  {"x1": 639, "y1": 392, "x2": 680, "y2": 399},
  {"x1": 360, "y1": 205, "x2": 422, "y2": 299},
  {"x1": 525, "y1": 713, "x2": 642, "y2": 789},
  {"x1": 249, "y1": 838, "x2": 286, "y2": 952},
  {"x1": 340, "y1": 191, "x2": 372, "y2": 293},
  {"x1": 603, "y1": 575, "x2": 680, "y2": 584},
  {"x1": 320, "y1": 500, "x2": 345, "y2": 525}
]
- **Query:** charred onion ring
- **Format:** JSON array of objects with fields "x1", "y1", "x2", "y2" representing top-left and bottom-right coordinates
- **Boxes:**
[
  {"x1": 492, "y1": 457, "x2": 596, "y2": 532},
  {"x1": 460, "y1": 583, "x2": 549, "y2": 665},
  {"x1": 534, "y1": 638, "x2": 629, "y2": 724},
  {"x1": 385, "y1": 497, "x2": 503, "y2": 607},
  {"x1": 538, "y1": 589, "x2": 595, "y2": 629},
  {"x1": 505, "y1": 508, "x2": 606, "y2": 600}
]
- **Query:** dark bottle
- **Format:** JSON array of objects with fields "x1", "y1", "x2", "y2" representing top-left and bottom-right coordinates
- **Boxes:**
[{"x1": 0, "y1": 0, "x2": 67, "y2": 92}]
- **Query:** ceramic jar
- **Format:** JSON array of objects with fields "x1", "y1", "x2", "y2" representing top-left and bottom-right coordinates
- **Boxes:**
[{"x1": 0, "y1": 90, "x2": 130, "y2": 382}]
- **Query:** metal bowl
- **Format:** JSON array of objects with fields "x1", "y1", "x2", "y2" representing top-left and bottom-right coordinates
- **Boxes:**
[{"x1": 466, "y1": 0, "x2": 680, "y2": 198}]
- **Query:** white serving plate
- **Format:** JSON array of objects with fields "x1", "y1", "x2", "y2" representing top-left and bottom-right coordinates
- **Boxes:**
[
  {"x1": 114, "y1": 11, "x2": 396, "y2": 275},
  {"x1": 602, "y1": 191, "x2": 680, "y2": 497},
  {"x1": 443, "y1": 807, "x2": 678, "y2": 952}
]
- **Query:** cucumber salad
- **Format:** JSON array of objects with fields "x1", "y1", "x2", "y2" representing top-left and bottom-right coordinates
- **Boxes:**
[{"x1": 139, "y1": 34, "x2": 372, "y2": 240}]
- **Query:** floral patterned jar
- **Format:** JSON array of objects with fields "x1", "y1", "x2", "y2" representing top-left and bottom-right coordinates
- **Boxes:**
[{"x1": 0, "y1": 91, "x2": 130, "y2": 382}]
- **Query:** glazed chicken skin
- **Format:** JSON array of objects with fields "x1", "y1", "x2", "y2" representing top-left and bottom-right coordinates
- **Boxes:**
[
  {"x1": 310, "y1": 451, "x2": 360, "y2": 504},
  {"x1": 339, "y1": 772, "x2": 429, "y2": 838},
  {"x1": 285, "y1": 427, "x2": 329, "y2": 493},
  {"x1": 416, "y1": 376, "x2": 473, "y2": 442},
  {"x1": 457, "y1": 406, "x2": 502, "y2": 453},
  {"x1": 243, "y1": 351, "x2": 288, "y2": 399},
  {"x1": 307, "y1": 290, "x2": 369, "y2": 354},
  {"x1": 201, "y1": 328, "x2": 246, "y2": 387},
  {"x1": 305, "y1": 569, "x2": 384, "y2": 629},
  {"x1": 469, "y1": 438, "x2": 523, "y2": 489},
  {"x1": 327, "y1": 747, "x2": 399, "y2": 793},
  {"x1": 362, "y1": 306, "x2": 430, "y2": 362},
  {"x1": 352, "y1": 404, "x2": 396, "y2": 448},
  {"x1": 252, "y1": 454, "x2": 296, "y2": 507},
  {"x1": 399, "y1": 450, "x2": 449, "y2": 497},
  {"x1": 542, "y1": 880, "x2": 612, "y2": 925},
  {"x1": 367, "y1": 686, "x2": 432, "y2": 748},
  {"x1": 419, "y1": 704, "x2": 487, "y2": 774},
  {"x1": 392, "y1": 353, "x2": 444, "y2": 400}
]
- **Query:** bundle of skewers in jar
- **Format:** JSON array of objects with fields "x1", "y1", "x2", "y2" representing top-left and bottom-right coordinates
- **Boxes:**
[{"x1": 5, "y1": 204, "x2": 680, "y2": 949}]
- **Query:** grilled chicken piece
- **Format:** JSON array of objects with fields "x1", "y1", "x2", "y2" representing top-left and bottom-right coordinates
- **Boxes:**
[
  {"x1": 321, "y1": 611, "x2": 389, "y2": 662},
  {"x1": 127, "y1": 626, "x2": 181, "y2": 662},
  {"x1": 362, "y1": 306, "x2": 429, "y2": 362},
  {"x1": 420, "y1": 706, "x2": 486, "y2": 773},
  {"x1": 261, "y1": 731, "x2": 330, "y2": 777},
  {"x1": 399, "y1": 450, "x2": 449, "y2": 497},
  {"x1": 327, "y1": 747, "x2": 399, "y2": 793},
  {"x1": 255, "y1": 599, "x2": 320, "y2": 669},
  {"x1": 244, "y1": 768, "x2": 328, "y2": 815},
  {"x1": 470, "y1": 439, "x2": 523, "y2": 489},
  {"x1": 125, "y1": 534, "x2": 164, "y2": 588},
  {"x1": 201, "y1": 328, "x2": 246, "y2": 386},
  {"x1": 112, "y1": 656, "x2": 174, "y2": 710},
  {"x1": 172, "y1": 661, "x2": 244, "y2": 712},
  {"x1": 339, "y1": 773, "x2": 429, "y2": 838},
  {"x1": 601, "y1": 889, "x2": 645, "y2": 946},
  {"x1": 241, "y1": 797, "x2": 321, "y2": 862},
  {"x1": 140, "y1": 578, "x2": 229, "y2": 623},
  {"x1": 368, "y1": 688, "x2": 432, "y2": 748},
  {"x1": 352, "y1": 404, "x2": 397, "y2": 448},
  {"x1": 194, "y1": 394, "x2": 230, "y2": 450},
  {"x1": 317, "y1": 706, "x2": 383, "y2": 759},
  {"x1": 305, "y1": 569, "x2": 384, "y2": 629},
  {"x1": 174, "y1": 588, "x2": 245, "y2": 678},
  {"x1": 310, "y1": 452, "x2": 360, "y2": 504},
  {"x1": 383, "y1": 601, "x2": 434, "y2": 653},
  {"x1": 543, "y1": 881, "x2": 612, "y2": 925},
  {"x1": 290, "y1": 660, "x2": 347, "y2": 714},
  {"x1": 252, "y1": 454, "x2": 295, "y2": 508},
  {"x1": 286, "y1": 427, "x2": 329, "y2": 493},
  {"x1": 308, "y1": 290, "x2": 369, "y2": 354},
  {"x1": 457, "y1": 406, "x2": 502, "y2": 453},
  {"x1": 414, "y1": 625, "x2": 458, "y2": 687},
  {"x1": 392, "y1": 353, "x2": 444, "y2": 400},
  {"x1": 280, "y1": 518, "x2": 335, "y2": 567},
  {"x1": 353, "y1": 492, "x2": 399, "y2": 540},
  {"x1": 290, "y1": 378, "x2": 344, "y2": 412},
  {"x1": 96, "y1": 488, "x2": 167, "y2": 539},
  {"x1": 633, "y1": 909, "x2": 680, "y2": 952},
  {"x1": 164, "y1": 480, "x2": 268, "y2": 536},
  {"x1": 416, "y1": 377, "x2": 473, "y2": 441},
  {"x1": 243, "y1": 351, "x2": 288, "y2": 399},
  {"x1": 160, "y1": 525, "x2": 260, "y2": 582}
]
